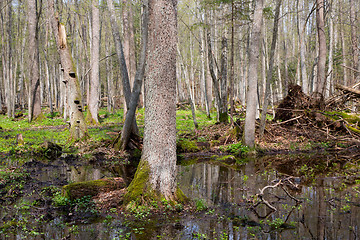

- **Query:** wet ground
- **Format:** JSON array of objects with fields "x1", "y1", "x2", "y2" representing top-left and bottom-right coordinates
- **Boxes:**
[{"x1": 1, "y1": 153, "x2": 360, "y2": 239}]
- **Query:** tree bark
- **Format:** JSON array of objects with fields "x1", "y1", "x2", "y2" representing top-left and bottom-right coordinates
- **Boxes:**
[
  {"x1": 350, "y1": 0, "x2": 358, "y2": 84},
  {"x1": 259, "y1": 0, "x2": 281, "y2": 138},
  {"x1": 106, "y1": 0, "x2": 138, "y2": 134},
  {"x1": 314, "y1": 0, "x2": 326, "y2": 95},
  {"x1": 48, "y1": 0, "x2": 89, "y2": 141},
  {"x1": 298, "y1": 0, "x2": 308, "y2": 94},
  {"x1": 124, "y1": 0, "x2": 180, "y2": 203},
  {"x1": 122, "y1": 0, "x2": 136, "y2": 87},
  {"x1": 219, "y1": 35, "x2": 228, "y2": 123},
  {"x1": 87, "y1": 0, "x2": 100, "y2": 124},
  {"x1": 116, "y1": 0, "x2": 149, "y2": 151},
  {"x1": 243, "y1": 0, "x2": 263, "y2": 148},
  {"x1": 28, "y1": 0, "x2": 42, "y2": 122}
]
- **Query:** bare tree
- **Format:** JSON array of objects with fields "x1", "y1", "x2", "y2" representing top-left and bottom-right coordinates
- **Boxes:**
[
  {"x1": 259, "y1": 0, "x2": 282, "y2": 138},
  {"x1": 314, "y1": 0, "x2": 326, "y2": 95},
  {"x1": 115, "y1": 0, "x2": 148, "y2": 151},
  {"x1": 87, "y1": 0, "x2": 100, "y2": 124},
  {"x1": 28, "y1": 0, "x2": 42, "y2": 121},
  {"x1": 243, "y1": 0, "x2": 263, "y2": 148}
]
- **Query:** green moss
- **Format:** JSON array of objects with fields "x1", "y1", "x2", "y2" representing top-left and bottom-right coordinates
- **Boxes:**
[
  {"x1": 62, "y1": 178, "x2": 125, "y2": 200},
  {"x1": 218, "y1": 112, "x2": 229, "y2": 123},
  {"x1": 32, "y1": 112, "x2": 46, "y2": 122},
  {"x1": 177, "y1": 157, "x2": 198, "y2": 166},
  {"x1": 213, "y1": 155, "x2": 236, "y2": 162},
  {"x1": 347, "y1": 125, "x2": 360, "y2": 134},
  {"x1": 123, "y1": 160, "x2": 151, "y2": 205},
  {"x1": 326, "y1": 111, "x2": 360, "y2": 124},
  {"x1": 177, "y1": 139, "x2": 199, "y2": 153},
  {"x1": 175, "y1": 187, "x2": 188, "y2": 203}
]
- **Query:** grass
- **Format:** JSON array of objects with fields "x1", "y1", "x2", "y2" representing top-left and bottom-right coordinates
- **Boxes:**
[{"x1": 0, "y1": 107, "x2": 217, "y2": 155}]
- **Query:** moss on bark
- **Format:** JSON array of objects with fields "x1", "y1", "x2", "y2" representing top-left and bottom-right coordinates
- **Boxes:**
[
  {"x1": 122, "y1": 159, "x2": 188, "y2": 208},
  {"x1": 62, "y1": 177, "x2": 126, "y2": 200}
]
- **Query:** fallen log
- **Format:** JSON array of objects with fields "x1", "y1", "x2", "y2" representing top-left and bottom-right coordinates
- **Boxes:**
[
  {"x1": 62, "y1": 177, "x2": 126, "y2": 200},
  {"x1": 335, "y1": 84, "x2": 360, "y2": 97}
]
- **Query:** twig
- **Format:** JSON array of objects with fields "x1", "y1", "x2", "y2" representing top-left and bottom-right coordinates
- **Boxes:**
[
  {"x1": 281, "y1": 185, "x2": 302, "y2": 203},
  {"x1": 272, "y1": 115, "x2": 304, "y2": 126}
]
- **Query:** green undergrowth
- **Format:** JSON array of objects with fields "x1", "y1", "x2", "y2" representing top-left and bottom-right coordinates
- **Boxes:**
[{"x1": 0, "y1": 106, "x2": 219, "y2": 156}]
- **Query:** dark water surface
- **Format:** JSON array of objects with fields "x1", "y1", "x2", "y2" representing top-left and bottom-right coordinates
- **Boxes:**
[{"x1": 1, "y1": 155, "x2": 359, "y2": 239}]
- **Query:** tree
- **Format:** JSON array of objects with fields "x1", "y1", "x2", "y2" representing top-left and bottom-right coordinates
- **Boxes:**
[
  {"x1": 116, "y1": 0, "x2": 149, "y2": 151},
  {"x1": 28, "y1": 0, "x2": 42, "y2": 122},
  {"x1": 259, "y1": 0, "x2": 282, "y2": 138},
  {"x1": 48, "y1": 0, "x2": 89, "y2": 141},
  {"x1": 87, "y1": 0, "x2": 101, "y2": 124},
  {"x1": 314, "y1": 0, "x2": 326, "y2": 95},
  {"x1": 124, "y1": 0, "x2": 183, "y2": 203},
  {"x1": 106, "y1": 0, "x2": 139, "y2": 136},
  {"x1": 243, "y1": 0, "x2": 264, "y2": 148}
]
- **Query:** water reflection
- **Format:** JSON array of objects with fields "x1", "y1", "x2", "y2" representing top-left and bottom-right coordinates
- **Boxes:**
[
  {"x1": 177, "y1": 162, "x2": 360, "y2": 239},
  {"x1": 1, "y1": 157, "x2": 359, "y2": 239}
]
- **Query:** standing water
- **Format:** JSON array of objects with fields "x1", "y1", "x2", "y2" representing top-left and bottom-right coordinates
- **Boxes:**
[{"x1": 0, "y1": 155, "x2": 359, "y2": 239}]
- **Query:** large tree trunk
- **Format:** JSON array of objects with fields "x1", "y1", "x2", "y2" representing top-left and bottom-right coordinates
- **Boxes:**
[
  {"x1": 48, "y1": 0, "x2": 89, "y2": 141},
  {"x1": 314, "y1": 0, "x2": 326, "y2": 95},
  {"x1": 28, "y1": 0, "x2": 42, "y2": 122},
  {"x1": 87, "y1": 0, "x2": 100, "y2": 124},
  {"x1": 124, "y1": 0, "x2": 181, "y2": 203},
  {"x1": 243, "y1": 0, "x2": 263, "y2": 148}
]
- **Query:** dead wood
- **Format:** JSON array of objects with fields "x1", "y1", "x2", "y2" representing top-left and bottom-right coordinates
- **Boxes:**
[{"x1": 335, "y1": 84, "x2": 360, "y2": 96}]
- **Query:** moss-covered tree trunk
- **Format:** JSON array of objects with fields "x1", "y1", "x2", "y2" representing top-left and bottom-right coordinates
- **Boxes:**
[
  {"x1": 48, "y1": 0, "x2": 88, "y2": 141},
  {"x1": 124, "y1": 0, "x2": 181, "y2": 203}
]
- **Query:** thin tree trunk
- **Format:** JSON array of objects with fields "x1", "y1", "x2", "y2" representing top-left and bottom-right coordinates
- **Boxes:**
[
  {"x1": 259, "y1": 0, "x2": 281, "y2": 138},
  {"x1": 106, "y1": 0, "x2": 138, "y2": 134},
  {"x1": 229, "y1": 0, "x2": 235, "y2": 124},
  {"x1": 88, "y1": 0, "x2": 100, "y2": 124},
  {"x1": 178, "y1": 47, "x2": 198, "y2": 129},
  {"x1": 28, "y1": 0, "x2": 42, "y2": 121},
  {"x1": 325, "y1": 9, "x2": 334, "y2": 98},
  {"x1": 207, "y1": 29, "x2": 222, "y2": 122},
  {"x1": 243, "y1": 0, "x2": 263, "y2": 148},
  {"x1": 200, "y1": 22, "x2": 210, "y2": 118},
  {"x1": 219, "y1": 35, "x2": 228, "y2": 123},
  {"x1": 115, "y1": 0, "x2": 148, "y2": 151},
  {"x1": 122, "y1": 0, "x2": 136, "y2": 87},
  {"x1": 350, "y1": 0, "x2": 358, "y2": 84},
  {"x1": 299, "y1": 0, "x2": 308, "y2": 94},
  {"x1": 314, "y1": 0, "x2": 326, "y2": 95}
]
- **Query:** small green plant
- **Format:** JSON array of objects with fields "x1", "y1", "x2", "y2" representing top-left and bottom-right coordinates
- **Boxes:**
[
  {"x1": 195, "y1": 198, "x2": 208, "y2": 211},
  {"x1": 267, "y1": 218, "x2": 285, "y2": 229},
  {"x1": 52, "y1": 191, "x2": 68, "y2": 206},
  {"x1": 221, "y1": 142, "x2": 249, "y2": 155}
]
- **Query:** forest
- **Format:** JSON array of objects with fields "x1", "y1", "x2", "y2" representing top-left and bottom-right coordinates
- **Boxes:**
[{"x1": 0, "y1": 0, "x2": 360, "y2": 239}]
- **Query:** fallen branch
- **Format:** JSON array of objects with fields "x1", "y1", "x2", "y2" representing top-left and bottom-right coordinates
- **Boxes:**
[
  {"x1": 335, "y1": 84, "x2": 360, "y2": 96},
  {"x1": 272, "y1": 115, "x2": 304, "y2": 126}
]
